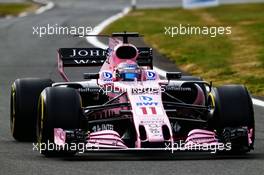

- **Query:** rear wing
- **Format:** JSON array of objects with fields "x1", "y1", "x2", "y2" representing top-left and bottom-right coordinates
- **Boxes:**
[
  {"x1": 57, "y1": 47, "x2": 153, "y2": 81},
  {"x1": 58, "y1": 48, "x2": 106, "y2": 67},
  {"x1": 58, "y1": 47, "x2": 153, "y2": 67}
]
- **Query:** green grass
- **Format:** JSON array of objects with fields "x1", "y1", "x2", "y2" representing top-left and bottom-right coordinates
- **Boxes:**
[
  {"x1": 103, "y1": 3, "x2": 264, "y2": 96},
  {"x1": 205, "y1": 4, "x2": 264, "y2": 66},
  {"x1": 0, "y1": 3, "x2": 35, "y2": 16}
]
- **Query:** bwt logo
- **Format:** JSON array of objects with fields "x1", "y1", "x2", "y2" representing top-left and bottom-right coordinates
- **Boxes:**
[
  {"x1": 103, "y1": 72, "x2": 113, "y2": 79},
  {"x1": 139, "y1": 96, "x2": 153, "y2": 102},
  {"x1": 102, "y1": 71, "x2": 113, "y2": 82},
  {"x1": 137, "y1": 96, "x2": 158, "y2": 106},
  {"x1": 146, "y1": 71, "x2": 156, "y2": 80}
]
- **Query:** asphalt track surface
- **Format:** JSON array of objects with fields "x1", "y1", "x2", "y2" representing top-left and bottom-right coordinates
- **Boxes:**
[{"x1": 0, "y1": 0, "x2": 264, "y2": 175}]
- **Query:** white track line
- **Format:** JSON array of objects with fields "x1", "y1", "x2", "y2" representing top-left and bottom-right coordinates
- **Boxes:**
[
  {"x1": 18, "y1": 12, "x2": 28, "y2": 17},
  {"x1": 252, "y1": 98, "x2": 264, "y2": 107},
  {"x1": 7, "y1": 0, "x2": 53, "y2": 19},
  {"x1": 85, "y1": 6, "x2": 264, "y2": 107},
  {"x1": 34, "y1": 0, "x2": 55, "y2": 14},
  {"x1": 86, "y1": 7, "x2": 131, "y2": 49}
]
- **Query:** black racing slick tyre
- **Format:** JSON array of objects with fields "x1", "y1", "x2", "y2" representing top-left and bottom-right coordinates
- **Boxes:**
[
  {"x1": 10, "y1": 78, "x2": 53, "y2": 141},
  {"x1": 212, "y1": 85, "x2": 255, "y2": 152},
  {"x1": 36, "y1": 87, "x2": 81, "y2": 156}
]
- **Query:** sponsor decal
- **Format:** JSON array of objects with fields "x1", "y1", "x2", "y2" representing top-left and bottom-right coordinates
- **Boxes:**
[
  {"x1": 148, "y1": 124, "x2": 161, "y2": 135},
  {"x1": 131, "y1": 87, "x2": 162, "y2": 94},
  {"x1": 139, "y1": 96, "x2": 152, "y2": 102},
  {"x1": 136, "y1": 95, "x2": 158, "y2": 106},
  {"x1": 102, "y1": 71, "x2": 113, "y2": 82},
  {"x1": 70, "y1": 49, "x2": 105, "y2": 57},
  {"x1": 135, "y1": 96, "x2": 163, "y2": 115},
  {"x1": 74, "y1": 59, "x2": 104, "y2": 64},
  {"x1": 78, "y1": 87, "x2": 100, "y2": 93},
  {"x1": 91, "y1": 124, "x2": 114, "y2": 132},
  {"x1": 146, "y1": 70, "x2": 156, "y2": 80},
  {"x1": 165, "y1": 86, "x2": 192, "y2": 91},
  {"x1": 140, "y1": 119, "x2": 163, "y2": 124}
]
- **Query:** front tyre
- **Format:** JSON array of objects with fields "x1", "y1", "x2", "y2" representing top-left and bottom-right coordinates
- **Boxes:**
[
  {"x1": 212, "y1": 85, "x2": 254, "y2": 153},
  {"x1": 36, "y1": 87, "x2": 82, "y2": 156},
  {"x1": 10, "y1": 78, "x2": 53, "y2": 141}
]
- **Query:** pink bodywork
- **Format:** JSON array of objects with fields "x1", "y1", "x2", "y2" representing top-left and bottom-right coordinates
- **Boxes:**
[
  {"x1": 54, "y1": 37, "x2": 240, "y2": 150},
  {"x1": 185, "y1": 129, "x2": 219, "y2": 146},
  {"x1": 97, "y1": 38, "x2": 174, "y2": 148},
  {"x1": 55, "y1": 37, "x2": 174, "y2": 149},
  {"x1": 87, "y1": 130, "x2": 127, "y2": 148}
]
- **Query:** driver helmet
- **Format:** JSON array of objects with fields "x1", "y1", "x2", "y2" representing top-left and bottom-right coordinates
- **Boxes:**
[{"x1": 116, "y1": 61, "x2": 140, "y2": 81}]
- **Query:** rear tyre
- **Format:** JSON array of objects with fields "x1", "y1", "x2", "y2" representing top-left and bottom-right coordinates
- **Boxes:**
[
  {"x1": 36, "y1": 87, "x2": 81, "y2": 156},
  {"x1": 212, "y1": 85, "x2": 254, "y2": 152},
  {"x1": 10, "y1": 78, "x2": 53, "y2": 141}
]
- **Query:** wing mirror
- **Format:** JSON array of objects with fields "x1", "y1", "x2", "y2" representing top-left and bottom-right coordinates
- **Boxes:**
[
  {"x1": 166, "y1": 72, "x2": 182, "y2": 80},
  {"x1": 83, "y1": 73, "x2": 99, "y2": 79}
]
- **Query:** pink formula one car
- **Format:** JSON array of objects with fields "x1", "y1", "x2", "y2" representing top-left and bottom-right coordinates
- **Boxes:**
[{"x1": 10, "y1": 32, "x2": 254, "y2": 156}]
